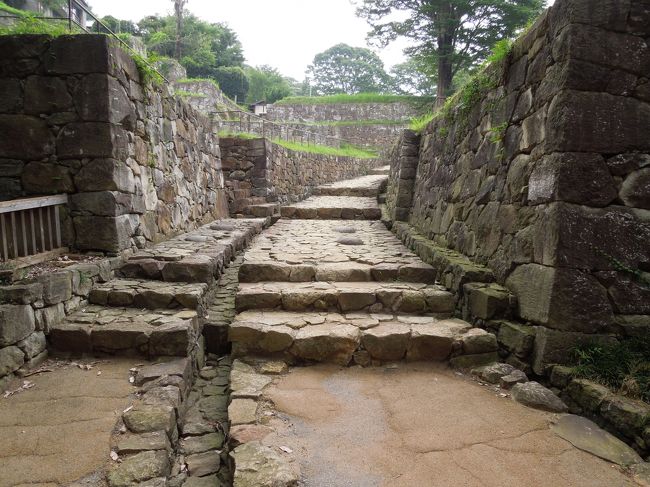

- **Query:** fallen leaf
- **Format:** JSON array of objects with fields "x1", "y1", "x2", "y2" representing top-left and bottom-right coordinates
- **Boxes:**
[
  {"x1": 279, "y1": 446, "x2": 293, "y2": 454},
  {"x1": 110, "y1": 451, "x2": 119, "y2": 461}
]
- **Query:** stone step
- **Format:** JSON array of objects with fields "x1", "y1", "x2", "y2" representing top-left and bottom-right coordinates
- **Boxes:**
[
  {"x1": 369, "y1": 165, "x2": 390, "y2": 175},
  {"x1": 280, "y1": 196, "x2": 381, "y2": 220},
  {"x1": 49, "y1": 306, "x2": 200, "y2": 358},
  {"x1": 313, "y1": 175, "x2": 388, "y2": 197},
  {"x1": 229, "y1": 310, "x2": 495, "y2": 366},
  {"x1": 118, "y1": 218, "x2": 268, "y2": 283},
  {"x1": 89, "y1": 279, "x2": 209, "y2": 314},
  {"x1": 235, "y1": 281, "x2": 455, "y2": 314},
  {"x1": 244, "y1": 203, "x2": 281, "y2": 218},
  {"x1": 238, "y1": 260, "x2": 436, "y2": 283}
]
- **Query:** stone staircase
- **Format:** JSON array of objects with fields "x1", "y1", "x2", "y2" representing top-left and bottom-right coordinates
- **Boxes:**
[
  {"x1": 229, "y1": 174, "x2": 497, "y2": 368},
  {"x1": 49, "y1": 218, "x2": 269, "y2": 359}
]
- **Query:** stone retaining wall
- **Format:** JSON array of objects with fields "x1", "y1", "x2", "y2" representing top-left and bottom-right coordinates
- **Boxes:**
[
  {"x1": 173, "y1": 79, "x2": 240, "y2": 119},
  {"x1": 265, "y1": 101, "x2": 424, "y2": 123},
  {"x1": 221, "y1": 137, "x2": 381, "y2": 213},
  {"x1": 0, "y1": 34, "x2": 229, "y2": 254},
  {"x1": 282, "y1": 122, "x2": 407, "y2": 151},
  {"x1": 0, "y1": 256, "x2": 123, "y2": 389},
  {"x1": 385, "y1": 0, "x2": 650, "y2": 373}
]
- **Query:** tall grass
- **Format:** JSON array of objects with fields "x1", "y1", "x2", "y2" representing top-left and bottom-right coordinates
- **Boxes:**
[
  {"x1": 273, "y1": 139, "x2": 378, "y2": 159},
  {"x1": 573, "y1": 337, "x2": 650, "y2": 402}
]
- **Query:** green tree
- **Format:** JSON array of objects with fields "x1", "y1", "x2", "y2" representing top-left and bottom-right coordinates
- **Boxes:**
[
  {"x1": 138, "y1": 14, "x2": 245, "y2": 77},
  {"x1": 245, "y1": 65, "x2": 293, "y2": 104},
  {"x1": 172, "y1": 0, "x2": 188, "y2": 59},
  {"x1": 214, "y1": 66, "x2": 249, "y2": 102},
  {"x1": 306, "y1": 43, "x2": 390, "y2": 95},
  {"x1": 390, "y1": 59, "x2": 436, "y2": 95},
  {"x1": 355, "y1": 0, "x2": 544, "y2": 104},
  {"x1": 98, "y1": 16, "x2": 139, "y2": 34}
]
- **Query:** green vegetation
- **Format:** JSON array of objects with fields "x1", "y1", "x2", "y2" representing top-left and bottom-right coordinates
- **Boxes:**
[
  {"x1": 276, "y1": 93, "x2": 433, "y2": 106},
  {"x1": 175, "y1": 90, "x2": 206, "y2": 98},
  {"x1": 0, "y1": 1, "x2": 78, "y2": 36},
  {"x1": 177, "y1": 78, "x2": 219, "y2": 88},
  {"x1": 487, "y1": 38, "x2": 514, "y2": 64},
  {"x1": 573, "y1": 337, "x2": 650, "y2": 402},
  {"x1": 217, "y1": 130, "x2": 260, "y2": 140},
  {"x1": 356, "y1": 0, "x2": 544, "y2": 101},
  {"x1": 409, "y1": 113, "x2": 436, "y2": 133},
  {"x1": 132, "y1": 53, "x2": 164, "y2": 86},
  {"x1": 273, "y1": 139, "x2": 378, "y2": 159}
]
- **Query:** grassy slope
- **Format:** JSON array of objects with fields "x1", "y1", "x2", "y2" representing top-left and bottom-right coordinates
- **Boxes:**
[{"x1": 275, "y1": 93, "x2": 434, "y2": 106}]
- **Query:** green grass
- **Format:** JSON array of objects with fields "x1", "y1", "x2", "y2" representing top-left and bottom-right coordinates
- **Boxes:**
[
  {"x1": 273, "y1": 139, "x2": 378, "y2": 159},
  {"x1": 220, "y1": 131, "x2": 377, "y2": 158},
  {"x1": 275, "y1": 93, "x2": 434, "y2": 106},
  {"x1": 175, "y1": 90, "x2": 207, "y2": 99},
  {"x1": 176, "y1": 78, "x2": 220, "y2": 89},
  {"x1": 573, "y1": 337, "x2": 650, "y2": 403},
  {"x1": 218, "y1": 130, "x2": 260, "y2": 140}
]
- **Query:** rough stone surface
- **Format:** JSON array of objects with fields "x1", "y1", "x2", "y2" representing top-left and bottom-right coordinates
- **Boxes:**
[
  {"x1": 231, "y1": 441, "x2": 300, "y2": 487},
  {"x1": 511, "y1": 381, "x2": 569, "y2": 413}
]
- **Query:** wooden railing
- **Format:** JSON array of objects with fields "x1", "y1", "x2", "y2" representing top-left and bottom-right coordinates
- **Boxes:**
[{"x1": 0, "y1": 195, "x2": 68, "y2": 262}]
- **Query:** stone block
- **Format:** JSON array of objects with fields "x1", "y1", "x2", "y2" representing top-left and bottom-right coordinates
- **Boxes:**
[
  {"x1": 620, "y1": 168, "x2": 650, "y2": 209},
  {"x1": 511, "y1": 381, "x2": 568, "y2": 413},
  {"x1": 458, "y1": 328, "x2": 498, "y2": 355},
  {"x1": 16, "y1": 331, "x2": 46, "y2": 359},
  {"x1": 0, "y1": 283, "x2": 43, "y2": 305},
  {"x1": 546, "y1": 91, "x2": 650, "y2": 153},
  {"x1": 0, "y1": 115, "x2": 54, "y2": 160},
  {"x1": 40, "y1": 272, "x2": 73, "y2": 305},
  {"x1": 123, "y1": 404, "x2": 176, "y2": 436},
  {"x1": 107, "y1": 450, "x2": 171, "y2": 487},
  {"x1": 549, "y1": 365, "x2": 574, "y2": 389},
  {"x1": 0, "y1": 346, "x2": 24, "y2": 377},
  {"x1": 496, "y1": 320, "x2": 535, "y2": 357},
  {"x1": 24, "y1": 76, "x2": 72, "y2": 115},
  {"x1": 600, "y1": 395, "x2": 650, "y2": 440},
  {"x1": 534, "y1": 203, "x2": 650, "y2": 272},
  {"x1": 74, "y1": 214, "x2": 135, "y2": 252},
  {"x1": 48, "y1": 323, "x2": 92, "y2": 353},
  {"x1": 0, "y1": 305, "x2": 35, "y2": 346},
  {"x1": 528, "y1": 153, "x2": 617, "y2": 207},
  {"x1": 291, "y1": 324, "x2": 359, "y2": 365},
  {"x1": 57, "y1": 122, "x2": 128, "y2": 160},
  {"x1": 75, "y1": 159, "x2": 136, "y2": 193},
  {"x1": 567, "y1": 379, "x2": 612, "y2": 413},
  {"x1": 464, "y1": 283, "x2": 513, "y2": 320},
  {"x1": 21, "y1": 162, "x2": 74, "y2": 194},
  {"x1": 35, "y1": 303, "x2": 66, "y2": 332},
  {"x1": 44, "y1": 35, "x2": 110, "y2": 74},
  {"x1": 71, "y1": 191, "x2": 144, "y2": 217},
  {"x1": 361, "y1": 323, "x2": 410, "y2": 361},
  {"x1": 0, "y1": 79, "x2": 22, "y2": 113},
  {"x1": 406, "y1": 324, "x2": 456, "y2": 361},
  {"x1": 506, "y1": 264, "x2": 614, "y2": 333},
  {"x1": 449, "y1": 352, "x2": 499, "y2": 369},
  {"x1": 532, "y1": 328, "x2": 618, "y2": 375}
]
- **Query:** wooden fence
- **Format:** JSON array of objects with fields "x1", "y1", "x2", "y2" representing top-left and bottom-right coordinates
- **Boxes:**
[{"x1": 0, "y1": 195, "x2": 68, "y2": 262}]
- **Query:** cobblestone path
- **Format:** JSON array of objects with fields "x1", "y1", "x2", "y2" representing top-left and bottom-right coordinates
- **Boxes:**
[{"x1": 226, "y1": 170, "x2": 641, "y2": 487}]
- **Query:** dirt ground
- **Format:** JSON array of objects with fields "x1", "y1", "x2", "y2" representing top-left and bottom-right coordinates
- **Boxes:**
[
  {"x1": 264, "y1": 363, "x2": 638, "y2": 487},
  {"x1": 0, "y1": 359, "x2": 138, "y2": 486}
]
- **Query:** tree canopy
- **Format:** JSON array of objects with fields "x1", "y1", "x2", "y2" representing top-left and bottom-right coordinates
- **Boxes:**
[
  {"x1": 355, "y1": 0, "x2": 544, "y2": 103},
  {"x1": 245, "y1": 65, "x2": 294, "y2": 104},
  {"x1": 306, "y1": 43, "x2": 390, "y2": 95}
]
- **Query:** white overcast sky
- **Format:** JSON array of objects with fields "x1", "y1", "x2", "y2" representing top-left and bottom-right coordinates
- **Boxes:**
[{"x1": 89, "y1": 0, "x2": 555, "y2": 81}]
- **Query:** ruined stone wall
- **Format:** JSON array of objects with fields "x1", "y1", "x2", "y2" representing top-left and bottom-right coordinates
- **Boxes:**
[
  {"x1": 0, "y1": 34, "x2": 229, "y2": 254},
  {"x1": 386, "y1": 0, "x2": 650, "y2": 370},
  {"x1": 266, "y1": 101, "x2": 424, "y2": 123},
  {"x1": 220, "y1": 137, "x2": 381, "y2": 213}
]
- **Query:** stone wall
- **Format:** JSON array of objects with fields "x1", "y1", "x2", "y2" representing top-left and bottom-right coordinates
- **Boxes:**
[
  {"x1": 385, "y1": 0, "x2": 650, "y2": 373},
  {"x1": 281, "y1": 122, "x2": 408, "y2": 151},
  {"x1": 173, "y1": 79, "x2": 240, "y2": 119},
  {"x1": 221, "y1": 137, "x2": 381, "y2": 213},
  {"x1": 0, "y1": 256, "x2": 122, "y2": 389},
  {"x1": 0, "y1": 34, "x2": 229, "y2": 254},
  {"x1": 265, "y1": 101, "x2": 425, "y2": 123}
]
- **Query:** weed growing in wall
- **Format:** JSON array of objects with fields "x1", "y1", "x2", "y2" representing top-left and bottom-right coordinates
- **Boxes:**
[
  {"x1": 0, "y1": 1, "x2": 78, "y2": 36},
  {"x1": 573, "y1": 337, "x2": 650, "y2": 403}
]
